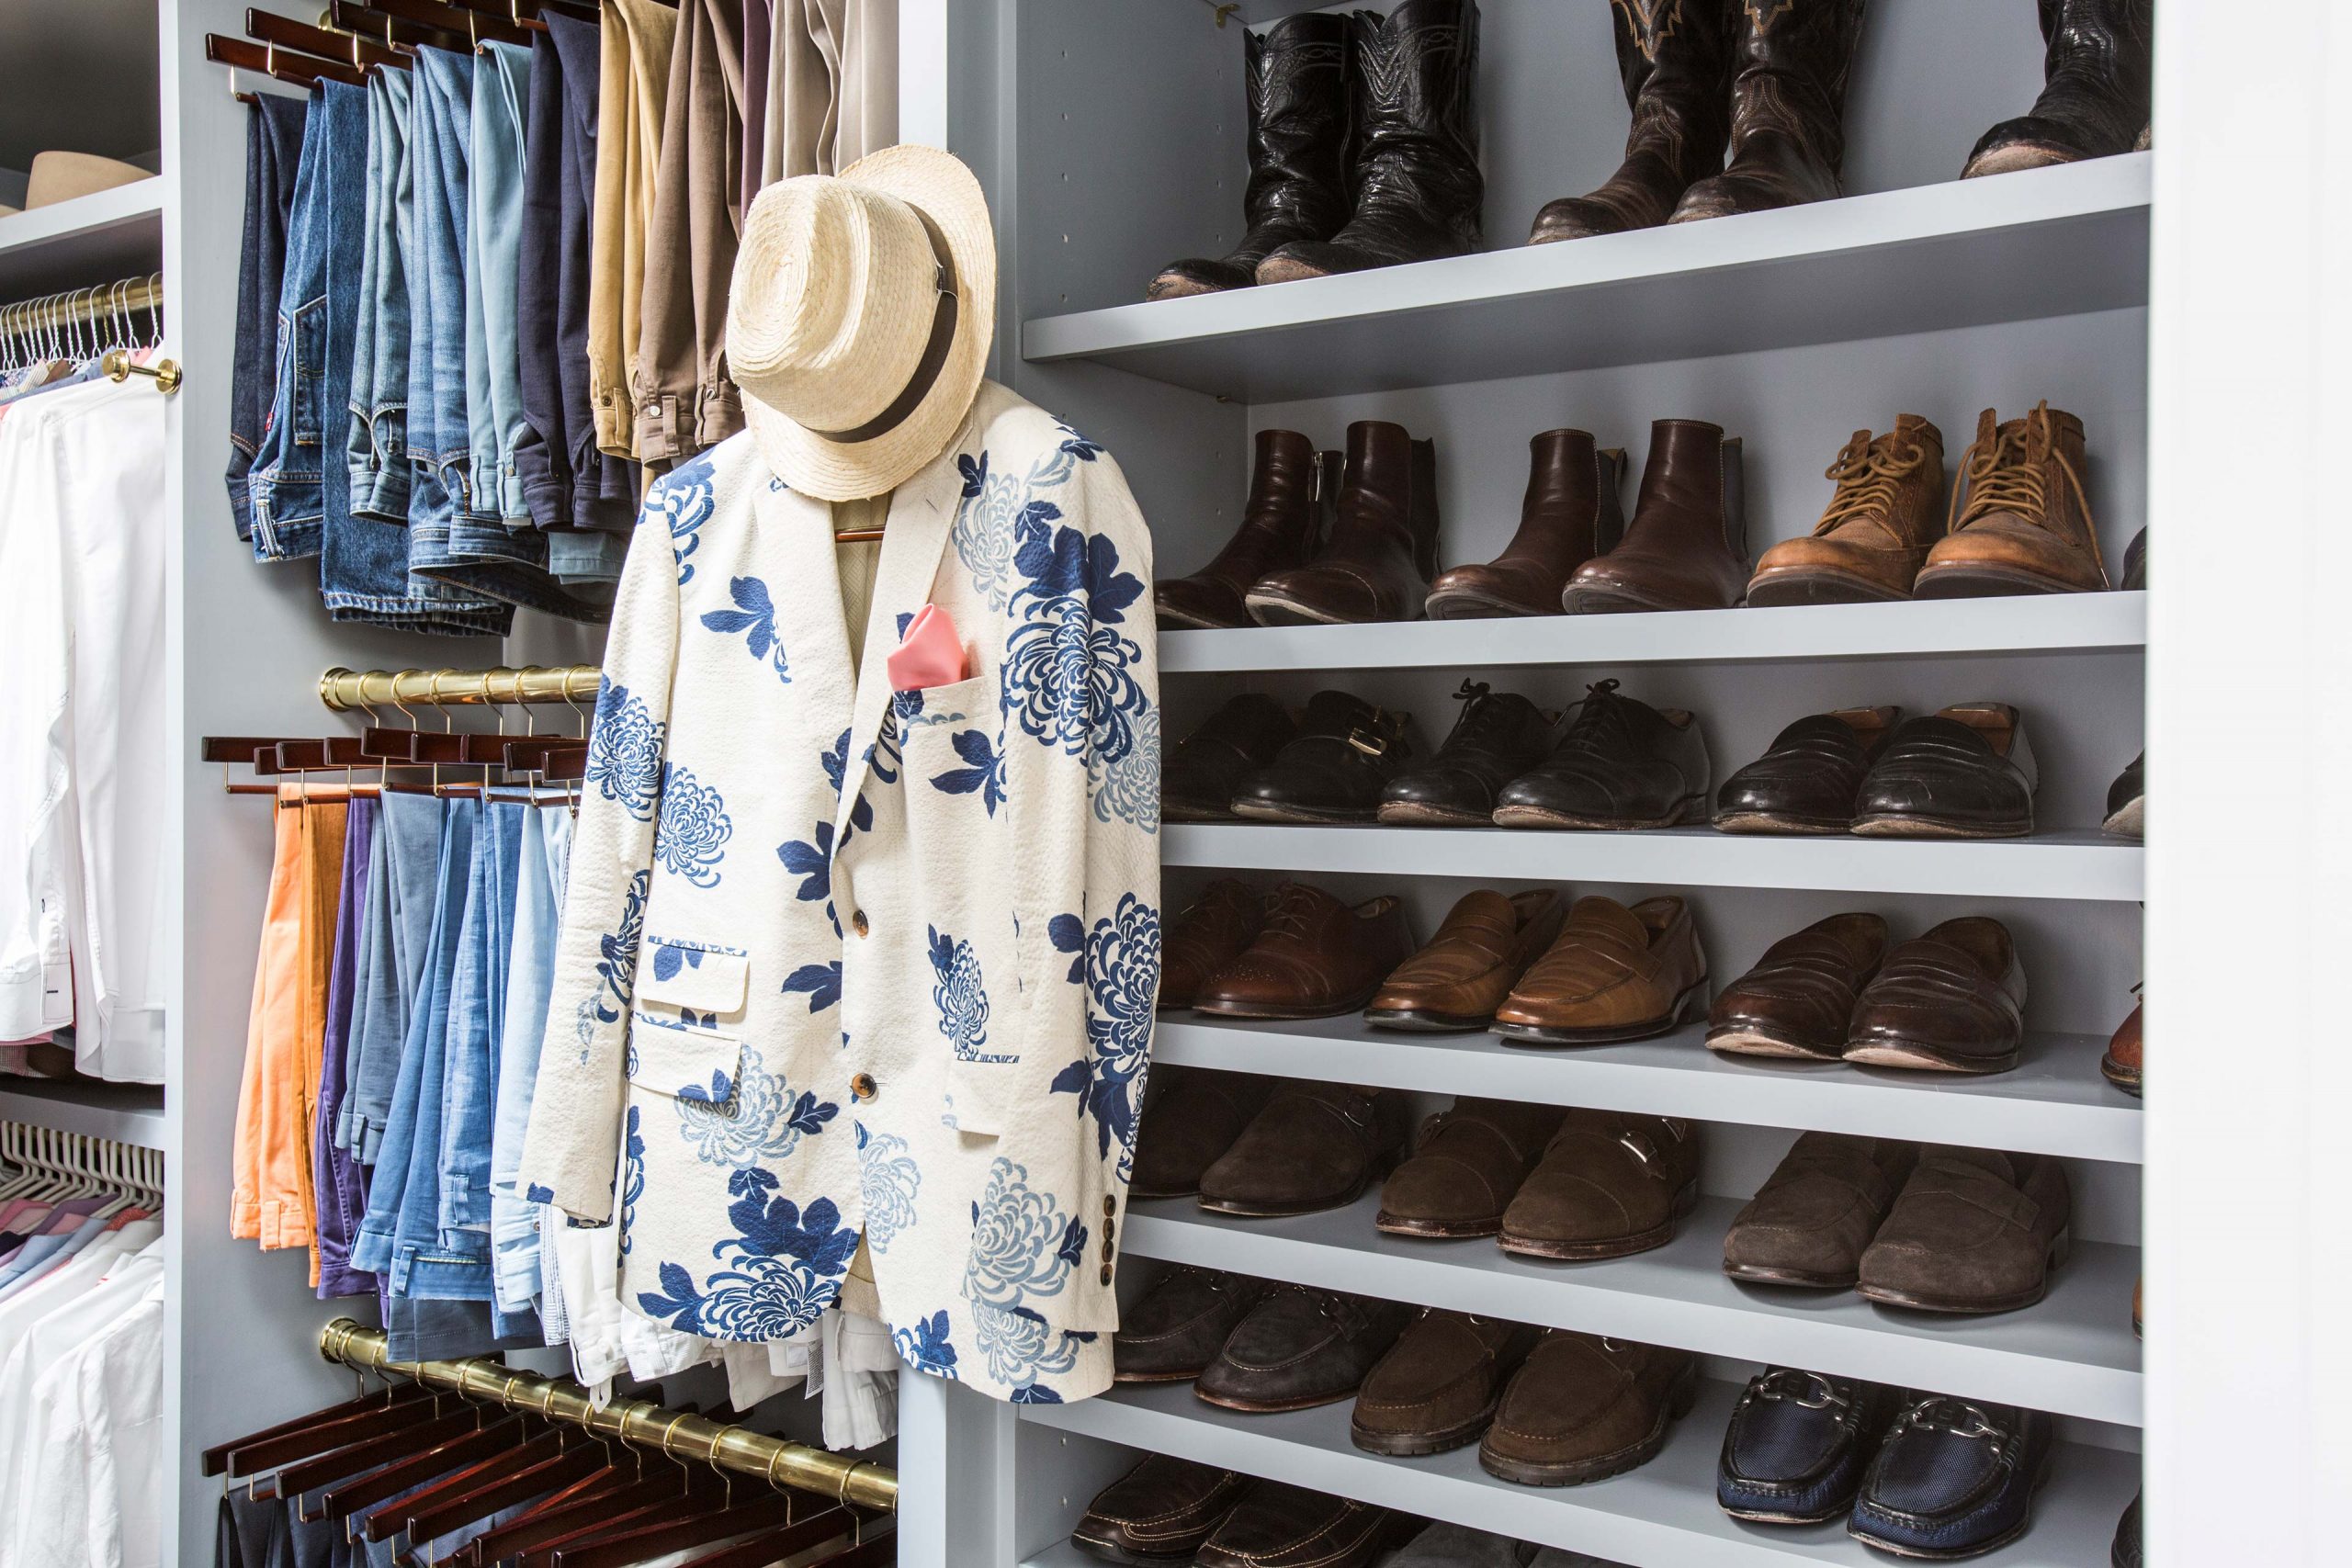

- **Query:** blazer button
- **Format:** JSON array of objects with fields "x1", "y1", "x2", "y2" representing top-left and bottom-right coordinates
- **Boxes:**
[
  {"x1": 850, "y1": 1073, "x2": 877, "y2": 1101},
  {"x1": 851, "y1": 909, "x2": 870, "y2": 937},
  {"x1": 1100, "y1": 1233, "x2": 1114, "y2": 1261},
  {"x1": 1098, "y1": 1263, "x2": 1114, "y2": 1286},
  {"x1": 1102, "y1": 1195, "x2": 1116, "y2": 1217}
]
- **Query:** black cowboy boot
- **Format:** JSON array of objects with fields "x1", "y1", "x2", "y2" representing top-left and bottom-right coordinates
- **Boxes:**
[
  {"x1": 1530, "y1": 0, "x2": 1734, "y2": 244},
  {"x1": 1150, "y1": 12, "x2": 1358, "y2": 299},
  {"x1": 1963, "y1": 0, "x2": 2153, "y2": 177},
  {"x1": 1671, "y1": 0, "x2": 1869, "y2": 223},
  {"x1": 1256, "y1": 0, "x2": 1483, "y2": 283}
]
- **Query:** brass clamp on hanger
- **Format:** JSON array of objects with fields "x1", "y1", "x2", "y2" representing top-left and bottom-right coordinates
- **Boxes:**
[{"x1": 100, "y1": 347, "x2": 181, "y2": 395}]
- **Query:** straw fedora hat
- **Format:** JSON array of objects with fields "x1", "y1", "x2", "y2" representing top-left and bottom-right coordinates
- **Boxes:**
[{"x1": 729, "y1": 144, "x2": 997, "y2": 502}]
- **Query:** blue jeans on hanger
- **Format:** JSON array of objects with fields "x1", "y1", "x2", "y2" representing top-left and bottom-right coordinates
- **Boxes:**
[
  {"x1": 469, "y1": 40, "x2": 535, "y2": 529},
  {"x1": 437, "y1": 800, "x2": 522, "y2": 1243},
  {"x1": 490, "y1": 805, "x2": 567, "y2": 1313},
  {"x1": 341, "y1": 792, "x2": 447, "y2": 1163},
  {"x1": 347, "y1": 68, "x2": 413, "y2": 528},
  {"x1": 228, "y1": 92, "x2": 308, "y2": 547},
  {"x1": 314, "y1": 795, "x2": 377, "y2": 1300},
  {"x1": 402, "y1": 50, "x2": 480, "y2": 553},
  {"x1": 244, "y1": 86, "x2": 339, "y2": 563}
]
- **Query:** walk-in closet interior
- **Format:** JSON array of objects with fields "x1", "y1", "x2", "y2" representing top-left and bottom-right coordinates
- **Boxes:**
[{"x1": 0, "y1": 0, "x2": 2340, "y2": 1562}]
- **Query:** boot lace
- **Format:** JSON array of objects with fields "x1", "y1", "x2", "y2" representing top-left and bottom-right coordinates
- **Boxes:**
[
  {"x1": 1551, "y1": 680, "x2": 1634, "y2": 760},
  {"x1": 1261, "y1": 884, "x2": 1324, "y2": 941},
  {"x1": 1813, "y1": 429, "x2": 1929, "y2": 543},
  {"x1": 1443, "y1": 680, "x2": 1544, "y2": 750},
  {"x1": 1947, "y1": 401, "x2": 2107, "y2": 579}
]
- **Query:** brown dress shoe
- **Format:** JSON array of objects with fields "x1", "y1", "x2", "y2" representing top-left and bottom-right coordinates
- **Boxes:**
[
  {"x1": 1159, "y1": 881, "x2": 1266, "y2": 1010},
  {"x1": 1375, "y1": 1096, "x2": 1567, "y2": 1238},
  {"x1": 1196, "y1": 1285, "x2": 1412, "y2": 1412},
  {"x1": 1247, "y1": 421, "x2": 1440, "y2": 626},
  {"x1": 1843, "y1": 916, "x2": 2028, "y2": 1075},
  {"x1": 1498, "y1": 1110, "x2": 1701, "y2": 1260},
  {"x1": 1192, "y1": 884, "x2": 1416, "y2": 1020},
  {"x1": 1129, "y1": 1067, "x2": 1265, "y2": 1201},
  {"x1": 1365, "y1": 890, "x2": 1565, "y2": 1032},
  {"x1": 1114, "y1": 1267, "x2": 1272, "y2": 1383},
  {"x1": 1857, "y1": 1146, "x2": 2073, "y2": 1314},
  {"x1": 1723, "y1": 1132, "x2": 1918, "y2": 1289},
  {"x1": 1351, "y1": 1308, "x2": 1535, "y2": 1456},
  {"x1": 1071, "y1": 1455, "x2": 1252, "y2": 1566},
  {"x1": 1916, "y1": 402, "x2": 2110, "y2": 598},
  {"x1": 1478, "y1": 1331, "x2": 1698, "y2": 1486},
  {"x1": 1747, "y1": 418, "x2": 1947, "y2": 606},
  {"x1": 1163, "y1": 698, "x2": 1299, "y2": 824},
  {"x1": 2102, "y1": 995, "x2": 2143, "y2": 1095},
  {"x1": 1492, "y1": 896, "x2": 1708, "y2": 1046},
  {"x1": 1561, "y1": 420, "x2": 1747, "y2": 613},
  {"x1": 1197, "y1": 1083, "x2": 1410, "y2": 1217},
  {"x1": 1711, "y1": 706, "x2": 1899, "y2": 834},
  {"x1": 1707, "y1": 912, "x2": 1890, "y2": 1061},
  {"x1": 1193, "y1": 1483, "x2": 1414, "y2": 1568},
  {"x1": 1155, "y1": 430, "x2": 1335, "y2": 629},
  {"x1": 1425, "y1": 432, "x2": 1624, "y2": 619}
]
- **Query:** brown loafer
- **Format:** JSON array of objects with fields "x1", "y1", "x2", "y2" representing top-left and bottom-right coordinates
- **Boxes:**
[
  {"x1": 1498, "y1": 1111, "x2": 1701, "y2": 1260},
  {"x1": 1375, "y1": 1097, "x2": 1567, "y2": 1238},
  {"x1": 1364, "y1": 890, "x2": 1564, "y2": 1032},
  {"x1": 1722, "y1": 1132, "x2": 1918, "y2": 1289},
  {"x1": 1492, "y1": 895, "x2": 1708, "y2": 1045},
  {"x1": 1197, "y1": 1083, "x2": 1409, "y2": 1217},
  {"x1": 1842, "y1": 916, "x2": 2027, "y2": 1075},
  {"x1": 1158, "y1": 880, "x2": 1264, "y2": 1010},
  {"x1": 1192, "y1": 884, "x2": 1417, "y2": 1021},
  {"x1": 1351, "y1": 1308, "x2": 1535, "y2": 1456},
  {"x1": 1194, "y1": 1286, "x2": 1412, "y2": 1413},
  {"x1": 1070, "y1": 1455, "x2": 1251, "y2": 1566},
  {"x1": 1706, "y1": 912, "x2": 1889, "y2": 1061},
  {"x1": 2102, "y1": 996, "x2": 2143, "y2": 1095},
  {"x1": 1856, "y1": 1146, "x2": 2072, "y2": 1314},
  {"x1": 1128, "y1": 1067, "x2": 1265, "y2": 1201},
  {"x1": 1114, "y1": 1267, "x2": 1272, "y2": 1383},
  {"x1": 1478, "y1": 1331, "x2": 1698, "y2": 1486},
  {"x1": 1193, "y1": 1483, "x2": 1414, "y2": 1568}
]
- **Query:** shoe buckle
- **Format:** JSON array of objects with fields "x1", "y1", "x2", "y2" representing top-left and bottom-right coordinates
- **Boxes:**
[
  {"x1": 1347, "y1": 721, "x2": 1392, "y2": 759},
  {"x1": 1619, "y1": 1132, "x2": 1659, "y2": 1169}
]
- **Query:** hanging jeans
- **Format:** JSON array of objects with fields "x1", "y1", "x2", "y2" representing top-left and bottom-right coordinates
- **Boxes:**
[
  {"x1": 342, "y1": 792, "x2": 446, "y2": 1161},
  {"x1": 490, "y1": 805, "x2": 569, "y2": 1314},
  {"x1": 244, "y1": 90, "x2": 335, "y2": 562},
  {"x1": 314, "y1": 795, "x2": 378, "y2": 1300},
  {"x1": 227, "y1": 92, "x2": 309, "y2": 546},
  {"x1": 436, "y1": 801, "x2": 522, "y2": 1246}
]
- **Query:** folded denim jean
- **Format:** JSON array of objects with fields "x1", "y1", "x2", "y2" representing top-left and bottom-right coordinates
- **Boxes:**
[
  {"x1": 343, "y1": 792, "x2": 447, "y2": 1161},
  {"x1": 228, "y1": 93, "x2": 309, "y2": 546},
  {"x1": 379, "y1": 1292, "x2": 541, "y2": 1362},
  {"x1": 438, "y1": 801, "x2": 522, "y2": 1243}
]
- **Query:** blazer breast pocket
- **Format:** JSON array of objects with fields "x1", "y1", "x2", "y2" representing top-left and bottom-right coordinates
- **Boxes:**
[{"x1": 634, "y1": 934, "x2": 750, "y2": 1027}]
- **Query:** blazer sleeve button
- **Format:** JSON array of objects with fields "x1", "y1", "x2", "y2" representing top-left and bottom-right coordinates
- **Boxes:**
[
  {"x1": 850, "y1": 1073, "x2": 877, "y2": 1101},
  {"x1": 1098, "y1": 1264, "x2": 1114, "y2": 1286},
  {"x1": 851, "y1": 909, "x2": 870, "y2": 937}
]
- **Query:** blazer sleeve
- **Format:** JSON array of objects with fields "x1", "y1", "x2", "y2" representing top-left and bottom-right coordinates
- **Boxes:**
[{"x1": 514, "y1": 502, "x2": 682, "y2": 1224}]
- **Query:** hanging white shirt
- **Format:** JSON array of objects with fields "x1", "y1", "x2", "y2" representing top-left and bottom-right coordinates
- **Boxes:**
[
  {"x1": 8, "y1": 1271, "x2": 166, "y2": 1568},
  {"x1": 0, "y1": 1245, "x2": 163, "y2": 1507}
]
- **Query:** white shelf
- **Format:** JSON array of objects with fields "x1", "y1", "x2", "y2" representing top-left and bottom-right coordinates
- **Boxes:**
[
  {"x1": 1023, "y1": 157, "x2": 2151, "y2": 401},
  {"x1": 0, "y1": 1077, "x2": 164, "y2": 1150},
  {"x1": 0, "y1": 177, "x2": 164, "y2": 299},
  {"x1": 1160, "y1": 825, "x2": 2143, "y2": 902},
  {"x1": 1021, "y1": 1379, "x2": 2137, "y2": 1568},
  {"x1": 1161, "y1": 593, "x2": 2146, "y2": 674},
  {"x1": 1121, "y1": 1192, "x2": 2140, "y2": 1427},
  {"x1": 1152, "y1": 1016, "x2": 2142, "y2": 1165}
]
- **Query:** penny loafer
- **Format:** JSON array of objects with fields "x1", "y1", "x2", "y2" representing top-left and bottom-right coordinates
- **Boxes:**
[
  {"x1": 1192, "y1": 884, "x2": 1417, "y2": 1021},
  {"x1": 1230, "y1": 692, "x2": 1421, "y2": 823},
  {"x1": 1493, "y1": 895, "x2": 1708, "y2": 1046},
  {"x1": 1479, "y1": 1332, "x2": 1698, "y2": 1487},
  {"x1": 1114, "y1": 1266, "x2": 1272, "y2": 1382},
  {"x1": 1070, "y1": 1455, "x2": 1252, "y2": 1566},
  {"x1": 1351, "y1": 1308, "x2": 1534, "y2": 1456},
  {"x1": 1492, "y1": 680, "x2": 1711, "y2": 830},
  {"x1": 1849, "y1": 1397, "x2": 2053, "y2": 1560},
  {"x1": 1850, "y1": 703, "x2": 2037, "y2": 839},
  {"x1": 1197, "y1": 1082, "x2": 1409, "y2": 1217},
  {"x1": 1193, "y1": 1483, "x2": 1414, "y2": 1568},
  {"x1": 1498, "y1": 1110, "x2": 1701, "y2": 1260},
  {"x1": 2102, "y1": 750, "x2": 2143, "y2": 839},
  {"x1": 1128, "y1": 1066, "x2": 1266, "y2": 1201},
  {"x1": 1164, "y1": 695, "x2": 1299, "y2": 822},
  {"x1": 1843, "y1": 916, "x2": 2027, "y2": 1076},
  {"x1": 1194, "y1": 1285, "x2": 1412, "y2": 1412},
  {"x1": 1159, "y1": 880, "x2": 1264, "y2": 1010},
  {"x1": 1707, "y1": 912, "x2": 1889, "y2": 1061},
  {"x1": 1365, "y1": 889, "x2": 1564, "y2": 1032},
  {"x1": 1712, "y1": 707, "x2": 1899, "y2": 834},
  {"x1": 1376, "y1": 1096, "x2": 1566, "y2": 1238},
  {"x1": 1857, "y1": 1146, "x2": 2072, "y2": 1314},
  {"x1": 1723, "y1": 1133, "x2": 1917, "y2": 1290},
  {"x1": 1718, "y1": 1367, "x2": 1901, "y2": 1525},
  {"x1": 1378, "y1": 682, "x2": 1560, "y2": 826}
]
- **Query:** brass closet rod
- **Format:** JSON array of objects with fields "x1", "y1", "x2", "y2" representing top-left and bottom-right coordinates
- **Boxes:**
[
  {"x1": 319, "y1": 663, "x2": 604, "y2": 710},
  {"x1": 318, "y1": 1320, "x2": 899, "y2": 1513}
]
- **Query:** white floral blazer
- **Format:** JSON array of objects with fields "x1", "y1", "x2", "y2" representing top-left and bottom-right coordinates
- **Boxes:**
[{"x1": 516, "y1": 381, "x2": 1160, "y2": 1405}]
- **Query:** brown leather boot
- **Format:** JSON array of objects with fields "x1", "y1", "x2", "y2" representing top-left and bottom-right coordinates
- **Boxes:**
[
  {"x1": 1670, "y1": 0, "x2": 1870, "y2": 224},
  {"x1": 1530, "y1": 0, "x2": 1734, "y2": 243},
  {"x1": 1425, "y1": 430, "x2": 1625, "y2": 619},
  {"x1": 1963, "y1": 0, "x2": 2154, "y2": 179},
  {"x1": 1916, "y1": 403, "x2": 2108, "y2": 597},
  {"x1": 1247, "y1": 421, "x2": 1440, "y2": 626},
  {"x1": 1157, "y1": 431, "x2": 1336, "y2": 629},
  {"x1": 1747, "y1": 417, "x2": 1946, "y2": 605},
  {"x1": 1562, "y1": 420, "x2": 1747, "y2": 613}
]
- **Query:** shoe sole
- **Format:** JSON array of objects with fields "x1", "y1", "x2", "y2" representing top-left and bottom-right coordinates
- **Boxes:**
[
  {"x1": 1377, "y1": 801, "x2": 1498, "y2": 827},
  {"x1": 1227, "y1": 798, "x2": 1379, "y2": 825},
  {"x1": 1856, "y1": 1228, "x2": 2069, "y2": 1314},
  {"x1": 1559, "y1": 586, "x2": 1743, "y2": 615},
  {"x1": 1069, "y1": 1529, "x2": 1201, "y2": 1568},
  {"x1": 1191, "y1": 981, "x2": 1384, "y2": 1021},
  {"x1": 1351, "y1": 1402, "x2": 1499, "y2": 1456},
  {"x1": 2103, "y1": 795, "x2": 2144, "y2": 839},
  {"x1": 1124, "y1": 1183, "x2": 1199, "y2": 1201},
  {"x1": 1720, "y1": 1499, "x2": 1851, "y2": 1526},
  {"x1": 1194, "y1": 1386, "x2": 1356, "y2": 1414},
  {"x1": 1849, "y1": 813, "x2": 2031, "y2": 840},
  {"x1": 1705, "y1": 1023, "x2": 1845, "y2": 1062},
  {"x1": 1162, "y1": 797, "x2": 1239, "y2": 823},
  {"x1": 1492, "y1": 978, "x2": 1708, "y2": 1048},
  {"x1": 1363, "y1": 1006, "x2": 1497, "y2": 1032},
  {"x1": 1425, "y1": 590, "x2": 1556, "y2": 620},
  {"x1": 1250, "y1": 256, "x2": 1337, "y2": 287},
  {"x1": 1498, "y1": 1178, "x2": 1699, "y2": 1261},
  {"x1": 1479, "y1": 1362, "x2": 1698, "y2": 1486},
  {"x1": 2100, "y1": 1055, "x2": 2143, "y2": 1096},
  {"x1": 1842, "y1": 1040, "x2": 2021, "y2": 1075},
  {"x1": 1152, "y1": 603, "x2": 1247, "y2": 630},
  {"x1": 1722, "y1": 1261, "x2": 1859, "y2": 1289},
  {"x1": 1849, "y1": 1451, "x2": 2051, "y2": 1560},
  {"x1": 1492, "y1": 794, "x2": 1709, "y2": 832},
  {"x1": 1913, "y1": 565, "x2": 2101, "y2": 598},
  {"x1": 1242, "y1": 590, "x2": 1378, "y2": 626},
  {"x1": 1374, "y1": 1212, "x2": 1502, "y2": 1238},
  {"x1": 1112, "y1": 1368, "x2": 1207, "y2": 1385},
  {"x1": 1743, "y1": 570, "x2": 1912, "y2": 609},
  {"x1": 1711, "y1": 809, "x2": 1852, "y2": 835}
]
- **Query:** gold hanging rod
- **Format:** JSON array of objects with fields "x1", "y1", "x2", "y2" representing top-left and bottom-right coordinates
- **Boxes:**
[
  {"x1": 3, "y1": 276, "x2": 164, "y2": 327},
  {"x1": 319, "y1": 664, "x2": 603, "y2": 711},
  {"x1": 318, "y1": 1319, "x2": 899, "y2": 1513}
]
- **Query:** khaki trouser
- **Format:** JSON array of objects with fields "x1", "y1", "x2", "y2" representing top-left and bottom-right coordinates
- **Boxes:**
[{"x1": 590, "y1": 0, "x2": 677, "y2": 459}]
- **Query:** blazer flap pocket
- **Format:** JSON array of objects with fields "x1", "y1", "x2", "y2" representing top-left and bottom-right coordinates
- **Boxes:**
[
  {"x1": 628, "y1": 1019, "x2": 745, "y2": 1107},
  {"x1": 636, "y1": 938, "x2": 751, "y2": 1014}
]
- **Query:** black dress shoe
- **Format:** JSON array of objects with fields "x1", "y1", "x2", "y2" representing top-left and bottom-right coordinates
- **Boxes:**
[
  {"x1": 1492, "y1": 680, "x2": 1711, "y2": 830},
  {"x1": 2120, "y1": 527, "x2": 2146, "y2": 591},
  {"x1": 1231, "y1": 692, "x2": 1422, "y2": 823},
  {"x1": 1071, "y1": 1455, "x2": 1252, "y2": 1566},
  {"x1": 1850, "y1": 703, "x2": 2038, "y2": 840},
  {"x1": 1849, "y1": 1398, "x2": 2052, "y2": 1559},
  {"x1": 1379, "y1": 681, "x2": 1559, "y2": 826},
  {"x1": 1165, "y1": 694, "x2": 1300, "y2": 822},
  {"x1": 1713, "y1": 707, "x2": 1898, "y2": 834},
  {"x1": 1115, "y1": 1267, "x2": 1272, "y2": 1383},
  {"x1": 2102, "y1": 750, "x2": 2143, "y2": 840},
  {"x1": 1717, "y1": 1368, "x2": 1899, "y2": 1526},
  {"x1": 1194, "y1": 1286, "x2": 1412, "y2": 1412},
  {"x1": 2111, "y1": 1492, "x2": 2142, "y2": 1568},
  {"x1": 1194, "y1": 1483, "x2": 1414, "y2": 1568}
]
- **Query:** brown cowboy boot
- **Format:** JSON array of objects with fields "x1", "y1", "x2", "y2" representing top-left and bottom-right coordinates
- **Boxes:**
[
  {"x1": 1529, "y1": 0, "x2": 1734, "y2": 243},
  {"x1": 1671, "y1": 0, "x2": 1871, "y2": 224}
]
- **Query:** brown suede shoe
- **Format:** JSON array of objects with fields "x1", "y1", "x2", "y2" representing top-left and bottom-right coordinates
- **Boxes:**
[
  {"x1": 1192, "y1": 884, "x2": 1416, "y2": 1021},
  {"x1": 1114, "y1": 1267, "x2": 1272, "y2": 1383},
  {"x1": 1723, "y1": 1133, "x2": 1918, "y2": 1289},
  {"x1": 1857, "y1": 1146, "x2": 2072, "y2": 1314},
  {"x1": 1375, "y1": 1097, "x2": 1567, "y2": 1238},
  {"x1": 1197, "y1": 1083, "x2": 1410, "y2": 1217},
  {"x1": 1159, "y1": 880, "x2": 1265, "y2": 1010},
  {"x1": 1193, "y1": 1484, "x2": 1415, "y2": 1568},
  {"x1": 1706, "y1": 912, "x2": 1889, "y2": 1061},
  {"x1": 1560, "y1": 420, "x2": 1747, "y2": 613},
  {"x1": 1071, "y1": 1455, "x2": 1252, "y2": 1567},
  {"x1": 1915, "y1": 402, "x2": 2109, "y2": 598},
  {"x1": 1498, "y1": 1111, "x2": 1701, "y2": 1260},
  {"x1": 1364, "y1": 890, "x2": 1565, "y2": 1032},
  {"x1": 1747, "y1": 418, "x2": 1946, "y2": 606},
  {"x1": 1492, "y1": 896, "x2": 1708, "y2": 1046},
  {"x1": 1425, "y1": 431, "x2": 1624, "y2": 619},
  {"x1": 1195, "y1": 1285, "x2": 1412, "y2": 1412},
  {"x1": 1351, "y1": 1308, "x2": 1535, "y2": 1456},
  {"x1": 1128, "y1": 1067, "x2": 1264, "y2": 1201},
  {"x1": 1842, "y1": 916, "x2": 2027, "y2": 1075},
  {"x1": 1478, "y1": 1331, "x2": 1698, "y2": 1486},
  {"x1": 2102, "y1": 995, "x2": 2142, "y2": 1095}
]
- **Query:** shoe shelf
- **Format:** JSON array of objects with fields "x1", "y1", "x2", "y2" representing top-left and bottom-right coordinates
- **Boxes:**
[
  {"x1": 1159, "y1": 592, "x2": 2146, "y2": 675},
  {"x1": 0, "y1": 1077, "x2": 166, "y2": 1150},
  {"x1": 1023, "y1": 155, "x2": 2150, "y2": 403},
  {"x1": 1151, "y1": 1016, "x2": 2141, "y2": 1166},
  {"x1": 1019, "y1": 1378, "x2": 2138, "y2": 1568},
  {"x1": 0, "y1": 177, "x2": 164, "y2": 299},
  {"x1": 1160, "y1": 826, "x2": 2143, "y2": 903},
  {"x1": 1119, "y1": 1192, "x2": 2140, "y2": 1427}
]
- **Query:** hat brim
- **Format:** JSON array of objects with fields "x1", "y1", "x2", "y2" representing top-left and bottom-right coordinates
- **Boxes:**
[{"x1": 743, "y1": 145, "x2": 998, "y2": 502}]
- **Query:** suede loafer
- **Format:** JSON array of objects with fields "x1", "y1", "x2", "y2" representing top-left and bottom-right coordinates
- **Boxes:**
[
  {"x1": 1722, "y1": 1132, "x2": 1918, "y2": 1290},
  {"x1": 1479, "y1": 1331, "x2": 1697, "y2": 1487},
  {"x1": 1114, "y1": 1267, "x2": 1271, "y2": 1383},
  {"x1": 1351, "y1": 1308, "x2": 1534, "y2": 1456},
  {"x1": 1070, "y1": 1455, "x2": 1251, "y2": 1566},
  {"x1": 1194, "y1": 1286, "x2": 1412, "y2": 1413}
]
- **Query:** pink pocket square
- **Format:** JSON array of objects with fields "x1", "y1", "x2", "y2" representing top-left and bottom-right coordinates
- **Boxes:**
[{"x1": 888, "y1": 603, "x2": 967, "y2": 692}]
